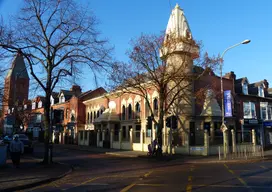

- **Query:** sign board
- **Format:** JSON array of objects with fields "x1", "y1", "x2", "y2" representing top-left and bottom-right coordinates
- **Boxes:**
[
  {"x1": 263, "y1": 121, "x2": 272, "y2": 127},
  {"x1": 244, "y1": 119, "x2": 262, "y2": 125},
  {"x1": 190, "y1": 147, "x2": 204, "y2": 151},
  {"x1": 224, "y1": 90, "x2": 232, "y2": 117}
]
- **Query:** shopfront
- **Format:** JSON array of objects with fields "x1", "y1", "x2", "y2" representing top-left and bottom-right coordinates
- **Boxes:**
[
  {"x1": 263, "y1": 121, "x2": 272, "y2": 148},
  {"x1": 240, "y1": 119, "x2": 263, "y2": 145}
]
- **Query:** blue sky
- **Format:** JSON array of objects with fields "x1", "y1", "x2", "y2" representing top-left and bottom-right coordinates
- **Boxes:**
[{"x1": 0, "y1": 0, "x2": 271, "y2": 92}]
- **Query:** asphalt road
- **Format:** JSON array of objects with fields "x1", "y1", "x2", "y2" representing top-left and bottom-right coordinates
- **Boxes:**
[{"x1": 18, "y1": 145, "x2": 272, "y2": 192}]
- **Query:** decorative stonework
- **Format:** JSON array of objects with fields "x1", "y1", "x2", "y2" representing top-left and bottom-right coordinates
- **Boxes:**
[
  {"x1": 166, "y1": 4, "x2": 192, "y2": 40},
  {"x1": 200, "y1": 89, "x2": 222, "y2": 117},
  {"x1": 162, "y1": 3, "x2": 199, "y2": 58}
]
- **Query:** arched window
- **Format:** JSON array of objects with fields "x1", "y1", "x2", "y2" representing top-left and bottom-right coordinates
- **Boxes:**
[
  {"x1": 94, "y1": 111, "x2": 96, "y2": 119},
  {"x1": 100, "y1": 109, "x2": 103, "y2": 115},
  {"x1": 122, "y1": 105, "x2": 126, "y2": 120},
  {"x1": 145, "y1": 101, "x2": 150, "y2": 118},
  {"x1": 90, "y1": 112, "x2": 93, "y2": 123},
  {"x1": 153, "y1": 98, "x2": 158, "y2": 116},
  {"x1": 135, "y1": 102, "x2": 140, "y2": 118},
  {"x1": 97, "y1": 111, "x2": 100, "y2": 118},
  {"x1": 128, "y1": 104, "x2": 132, "y2": 119},
  {"x1": 87, "y1": 112, "x2": 90, "y2": 124},
  {"x1": 71, "y1": 114, "x2": 75, "y2": 122}
]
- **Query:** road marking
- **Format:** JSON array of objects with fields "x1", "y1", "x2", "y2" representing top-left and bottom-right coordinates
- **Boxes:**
[
  {"x1": 62, "y1": 177, "x2": 101, "y2": 191},
  {"x1": 223, "y1": 164, "x2": 253, "y2": 192},
  {"x1": 260, "y1": 165, "x2": 266, "y2": 169},
  {"x1": 186, "y1": 165, "x2": 194, "y2": 192},
  {"x1": 186, "y1": 185, "x2": 192, "y2": 192},
  {"x1": 80, "y1": 177, "x2": 100, "y2": 185},
  {"x1": 144, "y1": 170, "x2": 153, "y2": 177},
  {"x1": 120, "y1": 183, "x2": 136, "y2": 192}
]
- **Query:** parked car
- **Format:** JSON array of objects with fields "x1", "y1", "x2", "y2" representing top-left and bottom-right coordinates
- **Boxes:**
[
  {"x1": 3, "y1": 135, "x2": 13, "y2": 147},
  {"x1": 0, "y1": 136, "x2": 3, "y2": 145},
  {"x1": 17, "y1": 134, "x2": 33, "y2": 153},
  {"x1": 4, "y1": 134, "x2": 33, "y2": 153}
]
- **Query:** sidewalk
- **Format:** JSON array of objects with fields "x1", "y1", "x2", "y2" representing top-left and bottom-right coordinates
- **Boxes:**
[
  {"x1": 52, "y1": 143, "x2": 268, "y2": 163},
  {"x1": 0, "y1": 157, "x2": 72, "y2": 192},
  {"x1": 51, "y1": 143, "x2": 127, "y2": 153}
]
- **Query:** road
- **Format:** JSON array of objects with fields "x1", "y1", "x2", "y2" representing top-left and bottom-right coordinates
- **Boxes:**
[{"x1": 19, "y1": 144, "x2": 272, "y2": 192}]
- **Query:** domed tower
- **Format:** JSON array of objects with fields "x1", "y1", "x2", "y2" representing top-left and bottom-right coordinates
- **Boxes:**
[{"x1": 162, "y1": 4, "x2": 199, "y2": 125}]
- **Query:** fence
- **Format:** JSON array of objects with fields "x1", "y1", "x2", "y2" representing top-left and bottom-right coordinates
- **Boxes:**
[{"x1": 218, "y1": 144, "x2": 264, "y2": 160}]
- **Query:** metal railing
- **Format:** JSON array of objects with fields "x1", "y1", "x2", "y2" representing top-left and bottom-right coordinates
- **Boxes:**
[{"x1": 218, "y1": 144, "x2": 264, "y2": 160}]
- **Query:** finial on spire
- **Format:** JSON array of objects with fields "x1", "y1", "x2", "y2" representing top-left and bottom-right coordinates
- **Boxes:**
[{"x1": 175, "y1": 3, "x2": 182, "y2": 10}]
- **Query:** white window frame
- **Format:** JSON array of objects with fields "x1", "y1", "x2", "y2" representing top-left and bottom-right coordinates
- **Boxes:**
[
  {"x1": 60, "y1": 93, "x2": 65, "y2": 103},
  {"x1": 258, "y1": 85, "x2": 264, "y2": 97},
  {"x1": 50, "y1": 96, "x2": 54, "y2": 105},
  {"x1": 243, "y1": 102, "x2": 256, "y2": 119},
  {"x1": 32, "y1": 102, "x2": 36, "y2": 110},
  {"x1": 242, "y1": 82, "x2": 248, "y2": 95},
  {"x1": 38, "y1": 101, "x2": 42, "y2": 108},
  {"x1": 260, "y1": 102, "x2": 268, "y2": 120},
  {"x1": 268, "y1": 105, "x2": 272, "y2": 120}
]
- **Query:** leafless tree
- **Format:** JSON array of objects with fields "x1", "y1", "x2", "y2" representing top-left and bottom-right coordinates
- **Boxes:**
[
  {"x1": 0, "y1": 0, "x2": 112, "y2": 164},
  {"x1": 108, "y1": 33, "x2": 220, "y2": 153}
]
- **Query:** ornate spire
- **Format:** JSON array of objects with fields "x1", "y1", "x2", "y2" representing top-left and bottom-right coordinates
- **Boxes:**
[{"x1": 165, "y1": 3, "x2": 192, "y2": 40}]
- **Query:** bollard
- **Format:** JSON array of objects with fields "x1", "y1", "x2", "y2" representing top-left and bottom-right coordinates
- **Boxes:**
[
  {"x1": 245, "y1": 146, "x2": 247, "y2": 160},
  {"x1": 218, "y1": 146, "x2": 221, "y2": 160}
]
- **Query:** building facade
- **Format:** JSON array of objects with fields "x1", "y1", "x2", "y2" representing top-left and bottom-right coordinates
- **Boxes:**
[{"x1": 1, "y1": 51, "x2": 30, "y2": 135}]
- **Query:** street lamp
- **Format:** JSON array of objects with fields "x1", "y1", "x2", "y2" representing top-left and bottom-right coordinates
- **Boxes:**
[
  {"x1": 220, "y1": 39, "x2": 250, "y2": 157},
  {"x1": 220, "y1": 39, "x2": 251, "y2": 129}
]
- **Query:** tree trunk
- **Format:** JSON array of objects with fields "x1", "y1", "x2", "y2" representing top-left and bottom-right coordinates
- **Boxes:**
[
  {"x1": 157, "y1": 92, "x2": 165, "y2": 155},
  {"x1": 43, "y1": 90, "x2": 52, "y2": 164}
]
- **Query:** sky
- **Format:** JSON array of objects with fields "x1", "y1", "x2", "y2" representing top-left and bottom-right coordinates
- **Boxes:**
[{"x1": 0, "y1": 0, "x2": 271, "y2": 93}]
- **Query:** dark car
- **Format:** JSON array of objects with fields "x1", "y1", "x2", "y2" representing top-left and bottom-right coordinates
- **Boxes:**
[
  {"x1": 17, "y1": 134, "x2": 33, "y2": 153},
  {"x1": 3, "y1": 135, "x2": 13, "y2": 145}
]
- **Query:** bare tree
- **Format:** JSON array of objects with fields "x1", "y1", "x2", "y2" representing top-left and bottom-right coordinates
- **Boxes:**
[
  {"x1": 0, "y1": 0, "x2": 112, "y2": 164},
  {"x1": 109, "y1": 33, "x2": 220, "y2": 153}
]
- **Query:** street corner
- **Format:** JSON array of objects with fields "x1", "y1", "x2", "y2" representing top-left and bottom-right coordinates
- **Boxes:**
[{"x1": 0, "y1": 161, "x2": 73, "y2": 192}]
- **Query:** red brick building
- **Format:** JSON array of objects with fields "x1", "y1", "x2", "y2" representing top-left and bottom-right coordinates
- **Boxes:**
[{"x1": 1, "y1": 51, "x2": 29, "y2": 134}]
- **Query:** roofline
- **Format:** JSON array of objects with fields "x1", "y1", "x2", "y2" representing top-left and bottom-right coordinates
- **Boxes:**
[{"x1": 236, "y1": 93, "x2": 272, "y2": 100}]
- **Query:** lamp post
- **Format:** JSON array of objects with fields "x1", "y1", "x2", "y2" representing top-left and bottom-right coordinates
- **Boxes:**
[{"x1": 220, "y1": 39, "x2": 250, "y2": 158}]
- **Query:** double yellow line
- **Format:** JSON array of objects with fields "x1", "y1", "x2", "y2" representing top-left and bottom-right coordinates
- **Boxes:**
[
  {"x1": 186, "y1": 165, "x2": 195, "y2": 192},
  {"x1": 224, "y1": 164, "x2": 253, "y2": 192}
]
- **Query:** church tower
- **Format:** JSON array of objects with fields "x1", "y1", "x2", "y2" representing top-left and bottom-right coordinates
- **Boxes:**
[
  {"x1": 2, "y1": 51, "x2": 29, "y2": 120},
  {"x1": 162, "y1": 4, "x2": 199, "y2": 135}
]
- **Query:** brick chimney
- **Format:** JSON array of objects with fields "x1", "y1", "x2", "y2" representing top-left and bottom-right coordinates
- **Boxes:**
[
  {"x1": 264, "y1": 79, "x2": 269, "y2": 89},
  {"x1": 223, "y1": 71, "x2": 236, "y2": 80},
  {"x1": 70, "y1": 85, "x2": 82, "y2": 96}
]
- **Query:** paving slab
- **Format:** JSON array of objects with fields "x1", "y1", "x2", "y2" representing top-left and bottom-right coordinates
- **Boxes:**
[{"x1": 0, "y1": 157, "x2": 72, "y2": 192}]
